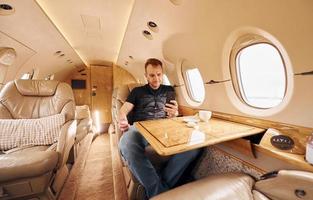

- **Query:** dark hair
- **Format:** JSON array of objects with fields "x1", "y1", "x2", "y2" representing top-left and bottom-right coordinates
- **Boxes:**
[{"x1": 144, "y1": 58, "x2": 163, "y2": 71}]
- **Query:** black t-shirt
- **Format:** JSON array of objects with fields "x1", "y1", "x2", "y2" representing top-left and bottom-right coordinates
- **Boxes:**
[{"x1": 126, "y1": 84, "x2": 175, "y2": 123}]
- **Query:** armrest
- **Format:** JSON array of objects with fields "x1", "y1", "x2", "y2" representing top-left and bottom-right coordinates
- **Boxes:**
[{"x1": 56, "y1": 120, "x2": 77, "y2": 168}]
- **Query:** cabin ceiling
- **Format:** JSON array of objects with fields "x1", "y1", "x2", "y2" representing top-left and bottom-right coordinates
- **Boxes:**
[
  {"x1": 36, "y1": 0, "x2": 134, "y2": 67},
  {"x1": 0, "y1": 0, "x2": 84, "y2": 81}
]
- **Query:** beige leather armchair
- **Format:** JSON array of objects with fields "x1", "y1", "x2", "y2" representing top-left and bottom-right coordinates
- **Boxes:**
[
  {"x1": 74, "y1": 105, "x2": 93, "y2": 158},
  {"x1": 151, "y1": 170, "x2": 313, "y2": 200},
  {"x1": 0, "y1": 80, "x2": 76, "y2": 199}
]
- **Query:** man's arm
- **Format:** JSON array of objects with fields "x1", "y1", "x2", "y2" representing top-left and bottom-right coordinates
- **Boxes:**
[{"x1": 118, "y1": 102, "x2": 134, "y2": 132}]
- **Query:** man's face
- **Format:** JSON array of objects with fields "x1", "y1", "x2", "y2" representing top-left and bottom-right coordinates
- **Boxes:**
[{"x1": 145, "y1": 64, "x2": 163, "y2": 89}]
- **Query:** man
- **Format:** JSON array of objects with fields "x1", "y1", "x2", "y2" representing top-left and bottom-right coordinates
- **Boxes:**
[{"x1": 118, "y1": 58, "x2": 199, "y2": 198}]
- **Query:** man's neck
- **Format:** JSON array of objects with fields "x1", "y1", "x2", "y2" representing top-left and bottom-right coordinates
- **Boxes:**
[{"x1": 148, "y1": 84, "x2": 161, "y2": 90}]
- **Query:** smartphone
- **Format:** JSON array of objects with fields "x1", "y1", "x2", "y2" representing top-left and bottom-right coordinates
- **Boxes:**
[{"x1": 166, "y1": 91, "x2": 176, "y2": 105}]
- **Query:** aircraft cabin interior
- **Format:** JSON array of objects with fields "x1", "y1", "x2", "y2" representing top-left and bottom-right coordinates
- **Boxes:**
[{"x1": 0, "y1": 0, "x2": 313, "y2": 200}]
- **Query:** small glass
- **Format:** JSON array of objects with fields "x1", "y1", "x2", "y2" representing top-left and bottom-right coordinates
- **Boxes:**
[{"x1": 306, "y1": 135, "x2": 313, "y2": 165}]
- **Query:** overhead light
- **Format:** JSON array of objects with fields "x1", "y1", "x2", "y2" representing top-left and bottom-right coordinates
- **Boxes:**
[
  {"x1": 147, "y1": 21, "x2": 159, "y2": 33},
  {"x1": 142, "y1": 30, "x2": 153, "y2": 40},
  {"x1": 54, "y1": 50, "x2": 62, "y2": 55},
  {"x1": 129, "y1": 55, "x2": 133, "y2": 59},
  {"x1": 0, "y1": 4, "x2": 15, "y2": 16},
  {"x1": 0, "y1": 47, "x2": 16, "y2": 66},
  {"x1": 169, "y1": 0, "x2": 183, "y2": 6}
]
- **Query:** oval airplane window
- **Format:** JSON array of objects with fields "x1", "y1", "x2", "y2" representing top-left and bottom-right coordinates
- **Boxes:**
[
  {"x1": 236, "y1": 43, "x2": 286, "y2": 108},
  {"x1": 183, "y1": 67, "x2": 205, "y2": 103}
]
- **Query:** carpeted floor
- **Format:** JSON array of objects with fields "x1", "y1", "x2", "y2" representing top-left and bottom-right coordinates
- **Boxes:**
[{"x1": 75, "y1": 134, "x2": 114, "y2": 200}]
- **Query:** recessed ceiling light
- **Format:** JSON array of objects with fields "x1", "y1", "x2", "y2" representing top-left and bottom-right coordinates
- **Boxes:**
[
  {"x1": 169, "y1": 0, "x2": 183, "y2": 6},
  {"x1": 147, "y1": 21, "x2": 159, "y2": 33},
  {"x1": 54, "y1": 51, "x2": 62, "y2": 55},
  {"x1": 142, "y1": 30, "x2": 153, "y2": 40},
  {"x1": 59, "y1": 54, "x2": 65, "y2": 57},
  {"x1": 0, "y1": 4, "x2": 15, "y2": 16},
  {"x1": 129, "y1": 56, "x2": 133, "y2": 59},
  {"x1": 148, "y1": 21, "x2": 157, "y2": 28}
]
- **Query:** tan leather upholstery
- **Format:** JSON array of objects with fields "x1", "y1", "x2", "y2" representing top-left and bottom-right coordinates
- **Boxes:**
[
  {"x1": 0, "y1": 80, "x2": 75, "y2": 121},
  {"x1": 74, "y1": 105, "x2": 93, "y2": 160},
  {"x1": 152, "y1": 170, "x2": 313, "y2": 200},
  {"x1": 255, "y1": 170, "x2": 313, "y2": 200},
  {"x1": 151, "y1": 173, "x2": 255, "y2": 200},
  {"x1": 0, "y1": 151, "x2": 58, "y2": 182},
  {"x1": 75, "y1": 105, "x2": 92, "y2": 143},
  {"x1": 0, "y1": 80, "x2": 76, "y2": 199}
]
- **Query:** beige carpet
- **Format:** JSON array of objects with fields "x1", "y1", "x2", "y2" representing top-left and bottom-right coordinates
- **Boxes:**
[{"x1": 75, "y1": 134, "x2": 114, "y2": 200}]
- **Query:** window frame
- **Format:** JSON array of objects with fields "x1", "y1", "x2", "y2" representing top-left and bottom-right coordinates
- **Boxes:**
[
  {"x1": 181, "y1": 65, "x2": 205, "y2": 104},
  {"x1": 230, "y1": 35, "x2": 288, "y2": 109}
]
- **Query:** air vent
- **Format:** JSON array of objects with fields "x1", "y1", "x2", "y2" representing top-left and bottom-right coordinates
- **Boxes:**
[
  {"x1": 0, "y1": 4, "x2": 14, "y2": 15},
  {"x1": 142, "y1": 30, "x2": 153, "y2": 40}
]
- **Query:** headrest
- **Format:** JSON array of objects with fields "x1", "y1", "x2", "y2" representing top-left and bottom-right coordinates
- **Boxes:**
[
  {"x1": 14, "y1": 80, "x2": 59, "y2": 96},
  {"x1": 128, "y1": 83, "x2": 143, "y2": 91},
  {"x1": 75, "y1": 105, "x2": 91, "y2": 120}
]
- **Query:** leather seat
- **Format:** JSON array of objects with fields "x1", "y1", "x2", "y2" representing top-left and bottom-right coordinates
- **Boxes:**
[
  {"x1": 0, "y1": 80, "x2": 76, "y2": 199},
  {"x1": 151, "y1": 170, "x2": 313, "y2": 200},
  {"x1": 74, "y1": 105, "x2": 93, "y2": 158},
  {"x1": 111, "y1": 83, "x2": 170, "y2": 200}
]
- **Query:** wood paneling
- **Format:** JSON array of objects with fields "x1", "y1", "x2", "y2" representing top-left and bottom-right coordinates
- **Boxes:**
[
  {"x1": 179, "y1": 105, "x2": 313, "y2": 172},
  {"x1": 65, "y1": 67, "x2": 91, "y2": 107},
  {"x1": 179, "y1": 106, "x2": 313, "y2": 137},
  {"x1": 113, "y1": 65, "x2": 137, "y2": 89},
  {"x1": 91, "y1": 65, "x2": 112, "y2": 124},
  {"x1": 135, "y1": 117, "x2": 264, "y2": 156}
]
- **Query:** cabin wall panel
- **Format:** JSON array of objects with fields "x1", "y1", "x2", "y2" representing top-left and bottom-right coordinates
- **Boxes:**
[
  {"x1": 91, "y1": 65, "x2": 113, "y2": 125},
  {"x1": 157, "y1": 0, "x2": 313, "y2": 127},
  {"x1": 113, "y1": 65, "x2": 137, "y2": 89},
  {"x1": 65, "y1": 68, "x2": 91, "y2": 107}
]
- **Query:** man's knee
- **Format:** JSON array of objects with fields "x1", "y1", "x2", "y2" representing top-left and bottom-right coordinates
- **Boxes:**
[{"x1": 185, "y1": 148, "x2": 201, "y2": 160}]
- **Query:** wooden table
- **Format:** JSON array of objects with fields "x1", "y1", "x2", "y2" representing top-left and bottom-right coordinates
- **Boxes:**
[{"x1": 135, "y1": 116, "x2": 265, "y2": 156}]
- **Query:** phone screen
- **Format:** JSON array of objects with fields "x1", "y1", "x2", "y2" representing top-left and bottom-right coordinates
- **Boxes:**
[{"x1": 166, "y1": 91, "x2": 175, "y2": 104}]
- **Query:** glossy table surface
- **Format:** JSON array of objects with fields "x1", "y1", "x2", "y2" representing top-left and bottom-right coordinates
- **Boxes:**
[{"x1": 135, "y1": 116, "x2": 265, "y2": 156}]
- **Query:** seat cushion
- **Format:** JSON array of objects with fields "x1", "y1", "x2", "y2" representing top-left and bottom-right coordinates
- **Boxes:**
[
  {"x1": 0, "y1": 151, "x2": 58, "y2": 182},
  {"x1": 151, "y1": 173, "x2": 255, "y2": 200},
  {"x1": 76, "y1": 118, "x2": 92, "y2": 142}
]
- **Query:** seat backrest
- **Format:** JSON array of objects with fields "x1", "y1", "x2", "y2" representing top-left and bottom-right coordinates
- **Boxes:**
[
  {"x1": 255, "y1": 170, "x2": 313, "y2": 200},
  {"x1": 0, "y1": 80, "x2": 75, "y2": 121},
  {"x1": 112, "y1": 83, "x2": 142, "y2": 139}
]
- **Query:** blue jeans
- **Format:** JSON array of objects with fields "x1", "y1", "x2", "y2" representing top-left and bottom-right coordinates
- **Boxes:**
[{"x1": 119, "y1": 125, "x2": 200, "y2": 198}]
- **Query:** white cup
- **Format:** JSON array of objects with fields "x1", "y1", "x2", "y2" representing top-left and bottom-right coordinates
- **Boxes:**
[{"x1": 198, "y1": 110, "x2": 212, "y2": 122}]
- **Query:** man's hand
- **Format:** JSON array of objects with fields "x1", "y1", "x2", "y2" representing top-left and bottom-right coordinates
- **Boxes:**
[
  {"x1": 164, "y1": 100, "x2": 179, "y2": 118},
  {"x1": 118, "y1": 116, "x2": 130, "y2": 132}
]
